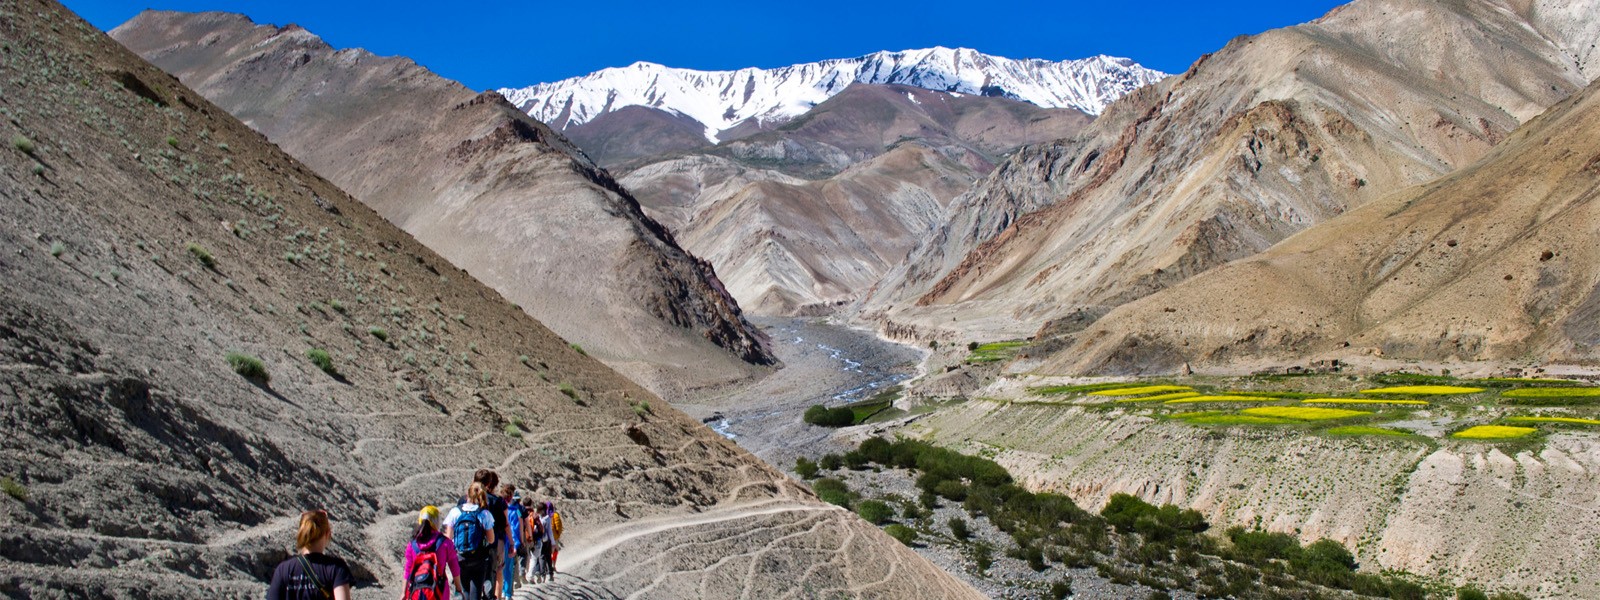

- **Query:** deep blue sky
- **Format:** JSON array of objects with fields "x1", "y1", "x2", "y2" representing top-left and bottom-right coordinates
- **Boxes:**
[{"x1": 65, "y1": 1, "x2": 1346, "y2": 90}]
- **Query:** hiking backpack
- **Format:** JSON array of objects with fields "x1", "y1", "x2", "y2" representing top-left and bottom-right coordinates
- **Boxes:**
[
  {"x1": 405, "y1": 538, "x2": 446, "y2": 600},
  {"x1": 452, "y1": 507, "x2": 488, "y2": 556},
  {"x1": 506, "y1": 503, "x2": 525, "y2": 553}
]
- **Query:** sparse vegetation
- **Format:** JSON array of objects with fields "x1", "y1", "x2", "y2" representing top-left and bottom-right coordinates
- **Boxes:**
[
  {"x1": 1, "y1": 477, "x2": 27, "y2": 501},
  {"x1": 12, "y1": 134, "x2": 36, "y2": 154},
  {"x1": 1114, "y1": 391, "x2": 1200, "y2": 403},
  {"x1": 305, "y1": 348, "x2": 336, "y2": 376},
  {"x1": 1361, "y1": 385, "x2": 1483, "y2": 395},
  {"x1": 1089, "y1": 385, "x2": 1193, "y2": 396},
  {"x1": 186, "y1": 242, "x2": 215, "y2": 268},
  {"x1": 811, "y1": 478, "x2": 856, "y2": 508},
  {"x1": 570, "y1": 343, "x2": 586, "y2": 356},
  {"x1": 1031, "y1": 381, "x2": 1141, "y2": 396},
  {"x1": 368, "y1": 326, "x2": 388, "y2": 342},
  {"x1": 504, "y1": 423, "x2": 522, "y2": 439},
  {"x1": 965, "y1": 340, "x2": 1028, "y2": 364},
  {"x1": 558, "y1": 383, "x2": 578, "y2": 400},
  {"x1": 948, "y1": 517, "x2": 970, "y2": 540},
  {"x1": 1503, "y1": 416, "x2": 1600, "y2": 426},
  {"x1": 226, "y1": 352, "x2": 268, "y2": 382},
  {"x1": 49, "y1": 241, "x2": 65, "y2": 257}
]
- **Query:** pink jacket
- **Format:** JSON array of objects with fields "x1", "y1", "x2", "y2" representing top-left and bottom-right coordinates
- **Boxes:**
[{"x1": 402, "y1": 531, "x2": 462, "y2": 587}]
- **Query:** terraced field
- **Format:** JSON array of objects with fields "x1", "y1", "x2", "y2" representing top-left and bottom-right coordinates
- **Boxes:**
[{"x1": 888, "y1": 373, "x2": 1600, "y2": 598}]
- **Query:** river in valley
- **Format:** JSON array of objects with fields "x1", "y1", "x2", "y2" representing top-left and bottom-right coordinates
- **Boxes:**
[{"x1": 675, "y1": 316, "x2": 924, "y2": 469}]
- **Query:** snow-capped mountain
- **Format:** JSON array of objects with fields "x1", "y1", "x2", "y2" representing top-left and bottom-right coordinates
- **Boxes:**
[{"x1": 499, "y1": 47, "x2": 1166, "y2": 142}]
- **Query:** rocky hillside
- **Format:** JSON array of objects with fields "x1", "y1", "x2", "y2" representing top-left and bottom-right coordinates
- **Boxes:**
[
  {"x1": 0, "y1": 1, "x2": 984, "y2": 598},
  {"x1": 619, "y1": 84, "x2": 1091, "y2": 315},
  {"x1": 1047, "y1": 72, "x2": 1600, "y2": 374},
  {"x1": 501, "y1": 47, "x2": 1163, "y2": 142},
  {"x1": 109, "y1": 10, "x2": 775, "y2": 401},
  {"x1": 904, "y1": 392, "x2": 1600, "y2": 598},
  {"x1": 860, "y1": 0, "x2": 1600, "y2": 344}
]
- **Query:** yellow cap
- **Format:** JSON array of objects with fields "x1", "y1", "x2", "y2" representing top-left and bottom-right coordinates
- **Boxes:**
[{"x1": 418, "y1": 505, "x2": 441, "y2": 527}]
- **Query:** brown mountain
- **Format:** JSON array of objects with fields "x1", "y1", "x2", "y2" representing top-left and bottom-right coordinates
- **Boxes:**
[
  {"x1": 0, "y1": 1, "x2": 983, "y2": 598},
  {"x1": 109, "y1": 11, "x2": 775, "y2": 400},
  {"x1": 860, "y1": 0, "x2": 1600, "y2": 343},
  {"x1": 1047, "y1": 74, "x2": 1600, "y2": 374},
  {"x1": 620, "y1": 84, "x2": 1090, "y2": 314},
  {"x1": 562, "y1": 105, "x2": 712, "y2": 166}
]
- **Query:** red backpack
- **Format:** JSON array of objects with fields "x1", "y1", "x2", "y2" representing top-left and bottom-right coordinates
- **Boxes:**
[{"x1": 404, "y1": 538, "x2": 447, "y2": 600}]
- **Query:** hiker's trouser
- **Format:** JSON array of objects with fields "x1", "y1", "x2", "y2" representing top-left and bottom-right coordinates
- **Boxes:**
[
  {"x1": 500, "y1": 544, "x2": 518, "y2": 597},
  {"x1": 460, "y1": 554, "x2": 494, "y2": 600}
]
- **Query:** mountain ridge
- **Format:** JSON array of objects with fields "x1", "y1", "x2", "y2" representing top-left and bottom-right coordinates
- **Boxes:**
[{"x1": 500, "y1": 47, "x2": 1165, "y2": 142}]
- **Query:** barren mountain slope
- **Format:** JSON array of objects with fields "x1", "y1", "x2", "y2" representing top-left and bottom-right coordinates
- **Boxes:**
[
  {"x1": 1047, "y1": 72, "x2": 1600, "y2": 375},
  {"x1": 110, "y1": 11, "x2": 774, "y2": 400},
  {"x1": 619, "y1": 85, "x2": 1090, "y2": 316},
  {"x1": 861, "y1": 0, "x2": 1600, "y2": 343},
  {"x1": 0, "y1": 2, "x2": 984, "y2": 599}
]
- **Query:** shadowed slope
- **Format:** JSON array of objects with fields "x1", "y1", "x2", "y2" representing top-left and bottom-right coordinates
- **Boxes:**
[{"x1": 110, "y1": 10, "x2": 774, "y2": 400}]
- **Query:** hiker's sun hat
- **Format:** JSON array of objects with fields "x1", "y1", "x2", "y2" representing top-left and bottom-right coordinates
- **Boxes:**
[{"x1": 418, "y1": 505, "x2": 441, "y2": 527}]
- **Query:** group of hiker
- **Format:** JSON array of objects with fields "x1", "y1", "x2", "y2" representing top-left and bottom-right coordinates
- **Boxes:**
[{"x1": 265, "y1": 469, "x2": 565, "y2": 600}]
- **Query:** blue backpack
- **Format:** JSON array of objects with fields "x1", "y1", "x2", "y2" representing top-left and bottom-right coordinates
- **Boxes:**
[
  {"x1": 452, "y1": 507, "x2": 488, "y2": 556},
  {"x1": 506, "y1": 502, "x2": 525, "y2": 553}
]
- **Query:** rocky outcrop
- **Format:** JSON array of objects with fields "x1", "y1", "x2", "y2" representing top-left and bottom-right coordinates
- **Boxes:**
[{"x1": 111, "y1": 10, "x2": 775, "y2": 400}]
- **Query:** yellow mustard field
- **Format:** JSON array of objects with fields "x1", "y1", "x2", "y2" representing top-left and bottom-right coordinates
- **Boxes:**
[
  {"x1": 1303, "y1": 398, "x2": 1428, "y2": 406},
  {"x1": 1115, "y1": 392, "x2": 1201, "y2": 403},
  {"x1": 1452, "y1": 425, "x2": 1537, "y2": 439},
  {"x1": 1241, "y1": 406, "x2": 1372, "y2": 420}
]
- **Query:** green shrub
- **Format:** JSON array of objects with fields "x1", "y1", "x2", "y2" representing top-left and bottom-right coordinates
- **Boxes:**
[
  {"x1": 1, "y1": 477, "x2": 27, "y2": 501},
  {"x1": 570, "y1": 343, "x2": 586, "y2": 356},
  {"x1": 1050, "y1": 580, "x2": 1073, "y2": 600},
  {"x1": 934, "y1": 479, "x2": 967, "y2": 502},
  {"x1": 368, "y1": 327, "x2": 388, "y2": 342},
  {"x1": 186, "y1": 243, "x2": 215, "y2": 268},
  {"x1": 166, "y1": 136, "x2": 179, "y2": 148},
  {"x1": 859, "y1": 436, "x2": 893, "y2": 463},
  {"x1": 949, "y1": 517, "x2": 971, "y2": 540},
  {"x1": 972, "y1": 541, "x2": 993, "y2": 573},
  {"x1": 856, "y1": 500, "x2": 894, "y2": 525},
  {"x1": 818, "y1": 453, "x2": 844, "y2": 471},
  {"x1": 843, "y1": 450, "x2": 870, "y2": 470},
  {"x1": 1457, "y1": 588, "x2": 1488, "y2": 600},
  {"x1": 794, "y1": 457, "x2": 819, "y2": 479},
  {"x1": 328, "y1": 299, "x2": 347, "y2": 313},
  {"x1": 802, "y1": 404, "x2": 855, "y2": 427},
  {"x1": 226, "y1": 352, "x2": 268, "y2": 382},
  {"x1": 884, "y1": 524, "x2": 916, "y2": 546},
  {"x1": 558, "y1": 383, "x2": 578, "y2": 400},
  {"x1": 305, "y1": 348, "x2": 336, "y2": 376},
  {"x1": 812, "y1": 478, "x2": 854, "y2": 508},
  {"x1": 12, "y1": 134, "x2": 35, "y2": 154}
]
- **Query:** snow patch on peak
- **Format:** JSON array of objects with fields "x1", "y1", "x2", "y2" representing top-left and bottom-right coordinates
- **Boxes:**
[{"x1": 499, "y1": 48, "x2": 1166, "y2": 142}]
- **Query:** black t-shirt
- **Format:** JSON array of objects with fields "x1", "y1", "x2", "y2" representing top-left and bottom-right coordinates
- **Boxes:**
[
  {"x1": 462, "y1": 495, "x2": 509, "y2": 541},
  {"x1": 266, "y1": 552, "x2": 352, "y2": 600}
]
